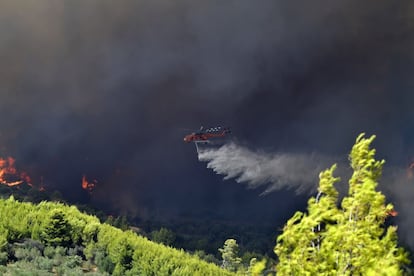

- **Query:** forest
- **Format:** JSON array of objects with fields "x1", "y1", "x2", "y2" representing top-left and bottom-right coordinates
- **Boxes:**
[
  {"x1": 0, "y1": 134, "x2": 411, "y2": 275},
  {"x1": 0, "y1": 195, "x2": 245, "y2": 275}
]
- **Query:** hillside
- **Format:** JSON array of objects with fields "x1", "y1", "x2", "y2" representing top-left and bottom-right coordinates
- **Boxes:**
[{"x1": 0, "y1": 196, "x2": 235, "y2": 275}]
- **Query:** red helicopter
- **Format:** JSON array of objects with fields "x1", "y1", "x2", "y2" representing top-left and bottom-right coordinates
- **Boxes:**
[{"x1": 183, "y1": 126, "x2": 231, "y2": 143}]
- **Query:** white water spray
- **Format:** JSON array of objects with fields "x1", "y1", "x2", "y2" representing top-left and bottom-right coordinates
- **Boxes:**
[{"x1": 197, "y1": 142, "x2": 335, "y2": 194}]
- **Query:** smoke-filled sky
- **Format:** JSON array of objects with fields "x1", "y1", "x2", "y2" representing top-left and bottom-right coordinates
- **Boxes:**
[{"x1": 2, "y1": 0, "x2": 414, "y2": 244}]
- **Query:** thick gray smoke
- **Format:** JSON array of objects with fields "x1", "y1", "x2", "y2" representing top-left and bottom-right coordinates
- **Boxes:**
[{"x1": 198, "y1": 142, "x2": 336, "y2": 194}]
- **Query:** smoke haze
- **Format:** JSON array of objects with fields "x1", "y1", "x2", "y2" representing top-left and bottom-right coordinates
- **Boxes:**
[
  {"x1": 1, "y1": 0, "x2": 414, "y2": 247},
  {"x1": 380, "y1": 167, "x2": 414, "y2": 249}
]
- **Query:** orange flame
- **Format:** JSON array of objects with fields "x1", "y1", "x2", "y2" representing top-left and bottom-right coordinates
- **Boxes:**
[
  {"x1": 82, "y1": 175, "x2": 97, "y2": 192},
  {"x1": 386, "y1": 209, "x2": 398, "y2": 217},
  {"x1": 0, "y1": 156, "x2": 32, "y2": 187}
]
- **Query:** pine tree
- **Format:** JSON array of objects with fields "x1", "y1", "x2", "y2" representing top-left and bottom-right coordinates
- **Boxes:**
[
  {"x1": 219, "y1": 239, "x2": 242, "y2": 272},
  {"x1": 150, "y1": 227, "x2": 176, "y2": 246},
  {"x1": 41, "y1": 209, "x2": 72, "y2": 247},
  {"x1": 275, "y1": 134, "x2": 409, "y2": 275}
]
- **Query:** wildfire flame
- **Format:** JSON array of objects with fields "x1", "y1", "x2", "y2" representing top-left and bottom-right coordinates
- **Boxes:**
[
  {"x1": 0, "y1": 156, "x2": 32, "y2": 187},
  {"x1": 386, "y1": 209, "x2": 398, "y2": 217},
  {"x1": 82, "y1": 175, "x2": 97, "y2": 192}
]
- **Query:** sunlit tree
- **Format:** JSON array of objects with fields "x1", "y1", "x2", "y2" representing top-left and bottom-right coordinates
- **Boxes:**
[
  {"x1": 219, "y1": 238, "x2": 242, "y2": 272},
  {"x1": 275, "y1": 134, "x2": 409, "y2": 275}
]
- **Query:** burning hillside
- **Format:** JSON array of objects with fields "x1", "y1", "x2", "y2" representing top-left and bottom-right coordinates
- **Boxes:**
[
  {"x1": 82, "y1": 175, "x2": 97, "y2": 193},
  {"x1": 0, "y1": 156, "x2": 32, "y2": 187}
]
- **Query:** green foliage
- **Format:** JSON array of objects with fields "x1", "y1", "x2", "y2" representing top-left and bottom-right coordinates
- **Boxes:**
[
  {"x1": 41, "y1": 210, "x2": 72, "y2": 247},
  {"x1": 0, "y1": 196, "x2": 235, "y2": 275},
  {"x1": 248, "y1": 258, "x2": 266, "y2": 276},
  {"x1": 142, "y1": 218, "x2": 275, "y2": 260},
  {"x1": 275, "y1": 134, "x2": 410, "y2": 275},
  {"x1": 0, "y1": 252, "x2": 7, "y2": 266},
  {"x1": 240, "y1": 251, "x2": 262, "y2": 266},
  {"x1": 219, "y1": 239, "x2": 242, "y2": 272},
  {"x1": 194, "y1": 250, "x2": 220, "y2": 265},
  {"x1": 14, "y1": 246, "x2": 42, "y2": 261},
  {"x1": 95, "y1": 247, "x2": 115, "y2": 274},
  {"x1": 151, "y1": 227, "x2": 177, "y2": 246},
  {"x1": 0, "y1": 230, "x2": 8, "y2": 265},
  {"x1": 105, "y1": 215, "x2": 129, "y2": 231},
  {"x1": 0, "y1": 240, "x2": 88, "y2": 275}
]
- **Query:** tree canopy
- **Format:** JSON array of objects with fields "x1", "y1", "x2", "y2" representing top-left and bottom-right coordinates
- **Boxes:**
[
  {"x1": 0, "y1": 196, "x2": 236, "y2": 275},
  {"x1": 219, "y1": 239, "x2": 242, "y2": 272},
  {"x1": 275, "y1": 134, "x2": 410, "y2": 275}
]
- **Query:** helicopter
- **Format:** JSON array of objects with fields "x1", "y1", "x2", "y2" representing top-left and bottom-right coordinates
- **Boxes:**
[{"x1": 183, "y1": 126, "x2": 231, "y2": 143}]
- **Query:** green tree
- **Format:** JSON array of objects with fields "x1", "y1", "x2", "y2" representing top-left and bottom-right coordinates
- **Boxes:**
[
  {"x1": 150, "y1": 227, "x2": 176, "y2": 246},
  {"x1": 41, "y1": 209, "x2": 72, "y2": 247},
  {"x1": 248, "y1": 258, "x2": 267, "y2": 276},
  {"x1": 219, "y1": 239, "x2": 242, "y2": 272},
  {"x1": 105, "y1": 215, "x2": 129, "y2": 231},
  {"x1": 275, "y1": 134, "x2": 409, "y2": 275},
  {"x1": 95, "y1": 247, "x2": 115, "y2": 274},
  {"x1": 194, "y1": 250, "x2": 220, "y2": 265},
  {"x1": 0, "y1": 197, "x2": 235, "y2": 275},
  {"x1": 0, "y1": 230, "x2": 8, "y2": 265}
]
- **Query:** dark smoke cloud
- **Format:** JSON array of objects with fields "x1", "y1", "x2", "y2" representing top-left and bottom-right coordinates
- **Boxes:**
[{"x1": 1, "y1": 0, "x2": 414, "y2": 245}]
